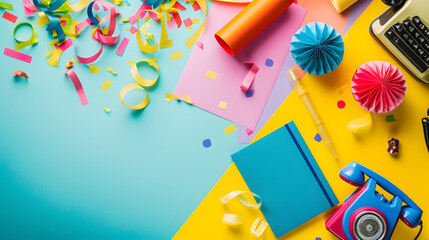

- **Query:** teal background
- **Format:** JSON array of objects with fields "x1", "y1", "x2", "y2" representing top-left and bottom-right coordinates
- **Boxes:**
[{"x1": 0, "y1": 0, "x2": 243, "y2": 239}]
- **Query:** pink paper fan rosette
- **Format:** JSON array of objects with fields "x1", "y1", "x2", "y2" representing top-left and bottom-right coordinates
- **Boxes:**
[{"x1": 352, "y1": 61, "x2": 407, "y2": 114}]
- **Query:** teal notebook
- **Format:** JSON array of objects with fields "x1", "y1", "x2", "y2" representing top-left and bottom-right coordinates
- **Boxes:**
[{"x1": 231, "y1": 121, "x2": 338, "y2": 238}]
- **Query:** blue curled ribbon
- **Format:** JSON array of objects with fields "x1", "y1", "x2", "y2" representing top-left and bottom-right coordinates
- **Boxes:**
[
  {"x1": 32, "y1": 0, "x2": 67, "y2": 41},
  {"x1": 87, "y1": 1, "x2": 99, "y2": 25}
]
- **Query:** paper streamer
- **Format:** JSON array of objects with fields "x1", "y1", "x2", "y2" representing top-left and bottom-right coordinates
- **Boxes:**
[
  {"x1": 291, "y1": 22, "x2": 344, "y2": 75},
  {"x1": 55, "y1": 38, "x2": 73, "y2": 51},
  {"x1": 4, "y1": 47, "x2": 32, "y2": 63},
  {"x1": 241, "y1": 63, "x2": 259, "y2": 92},
  {"x1": 65, "y1": 69, "x2": 88, "y2": 106},
  {"x1": 222, "y1": 214, "x2": 243, "y2": 225},
  {"x1": 0, "y1": 2, "x2": 13, "y2": 10},
  {"x1": 251, "y1": 217, "x2": 268, "y2": 237},
  {"x1": 220, "y1": 191, "x2": 262, "y2": 209},
  {"x1": 185, "y1": 0, "x2": 206, "y2": 49},
  {"x1": 352, "y1": 61, "x2": 407, "y2": 114},
  {"x1": 120, "y1": 84, "x2": 149, "y2": 110},
  {"x1": 330, "y1": 0, "x2": 359, "y2": 13},
  {"x1": 131, "y1": 59, "x2": 159, "y2": 87},
  {"x1": 66, "y1": 0, "x2": 90, "y2": 12},
  {"x1": 13, "y1": 22, "x2": 38, "y2": 51},
  {"x1": 215, "y1": 0, "x2": 295, "y2": 56}
]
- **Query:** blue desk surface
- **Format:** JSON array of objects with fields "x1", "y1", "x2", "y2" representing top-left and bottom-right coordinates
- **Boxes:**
[{"x1": 0, "y1": 1, "x2": 244, "y2": 239}]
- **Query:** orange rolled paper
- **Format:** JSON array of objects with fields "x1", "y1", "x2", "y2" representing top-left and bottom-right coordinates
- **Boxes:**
[{"x1": 215, "y1": 0, "x2": 296, "y2": 56}]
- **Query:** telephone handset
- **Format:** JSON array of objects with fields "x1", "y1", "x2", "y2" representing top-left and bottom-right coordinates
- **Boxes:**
[{"x1": 326, "y1": 162, "x2": 423, "y2": 240}]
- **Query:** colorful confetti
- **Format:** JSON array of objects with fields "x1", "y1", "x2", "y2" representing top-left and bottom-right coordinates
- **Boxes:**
[
  {"x1": 337, "y1": 100, "x2": 346, "y2": 109},
  {"x1": 202, "y1": 139, "x2": 212, "y2": 148}
]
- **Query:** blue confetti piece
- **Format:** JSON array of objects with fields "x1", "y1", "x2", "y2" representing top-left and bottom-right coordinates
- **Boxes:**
[
  {"x1": 314, "y1": 133, "x2": 322, "y2": 142},
  {"x1": 265, "y1": 58, "x2": 274, "y2": 67},
  {"x1": 245, "y1": 89, "x2": 255, "y2": 98},
  {"x1": 316, "y1": 238, "x2": 322, "y2": 240},
  {"x1": 203, "y1": 139, "x2": 212, "y2": 148}
]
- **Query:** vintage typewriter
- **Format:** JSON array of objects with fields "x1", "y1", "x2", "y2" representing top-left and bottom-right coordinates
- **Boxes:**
[{"x1": 370, "y1": 0, "x2": 429, "y2": 84}]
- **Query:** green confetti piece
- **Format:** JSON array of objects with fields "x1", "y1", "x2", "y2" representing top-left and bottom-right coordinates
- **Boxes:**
[{"x1": 385, "y1": 115, "x2": 397, "y2": 123}]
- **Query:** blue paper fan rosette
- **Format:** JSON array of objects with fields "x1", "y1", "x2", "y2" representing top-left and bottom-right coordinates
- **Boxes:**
[{"x1": 290, "y1": 22, "x2": 345, "y2": 75}]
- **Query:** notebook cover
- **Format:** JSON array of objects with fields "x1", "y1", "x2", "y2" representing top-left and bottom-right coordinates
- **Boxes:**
[{"x1": 231, "y1": 121, "x2": 338, "y2": 238}]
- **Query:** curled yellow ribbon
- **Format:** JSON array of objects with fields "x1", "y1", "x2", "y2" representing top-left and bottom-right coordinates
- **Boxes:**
[
  {"x1": 251, "y1": 217, "x2": 268, "y2": 237},
  {"x1": 131, "y1": 59, "x2": 159, "y2": 87},
  {"x1": 14, "y1": 22, "x2": 38, "y2": 51},
  {"x1": 66, "y1": 0, "x2": 90, "y2": 12},
  {"x1": 120, "y1": 84, "x2": 149, "y2": 110},
  {"x1": 185, "y1": 0, "x2": 207, "y2": 49},
  {"x1": 136, "y1": 9, "x2": 173, "y2": 53},
  {"x1": 220, "y1": 191, "x2": 262, "y2": 209}
]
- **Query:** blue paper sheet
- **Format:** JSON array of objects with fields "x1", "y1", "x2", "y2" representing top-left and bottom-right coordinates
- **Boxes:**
[{"x1": 232, "y1": 121, "x2": 338, "y2": 238}]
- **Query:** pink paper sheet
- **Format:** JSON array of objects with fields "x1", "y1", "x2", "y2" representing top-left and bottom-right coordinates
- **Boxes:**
[
  {"x1": 174, "y1": 2, "x2": 306, "y2": 129},
  {"x1": 55, "y1": 38, "x2": 74, "y2": 52}
]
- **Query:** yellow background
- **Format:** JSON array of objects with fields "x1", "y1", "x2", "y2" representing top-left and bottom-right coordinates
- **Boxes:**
[{"x1": 173, "y1": 0, "x2": 429, "y2": 239}]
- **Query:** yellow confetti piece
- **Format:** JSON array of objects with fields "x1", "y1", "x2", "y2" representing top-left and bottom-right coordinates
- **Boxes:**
[
  {"x1": 170, "y1": 51, "x2": 183, "y2": 61},
  {"x1": 192, "y1": 18, "x2": 200, "y2": 24},
  {"x1": 122, "y1": 18, "x2": 129, "y2": 23},
  {"x1": 165, "y1": 93, "x2": 180, "y2": 103},
  {"x1": 126, "y1": 26, "x2": 131, "y2": 31},
  {"x1": 100, "y1": 80, "x2": 113, "y2": 92},
  {"x1": 139, "y1": 22, "x2": 151, "y2": 33},
  {"x1": 103, "y1": 107, "x2": 111, "y2": 113},
  {"x1": 128, "y1": 61, "x2": 136, "y2": 66},
  {"x1": 144, "y1": 15, "x2": 151, "y2": 21},
  {"x1": 224, "y1": 124, "x2": 236, "y2": 136},
  {"x1": 106, "y1": 67, "x2": 118, "y2": 75},
  {"x1": 101, "y1": 28, "x2": 109, "y2": 35},
  {"x1": 182, "y1": 94, "x2": 193, "y2": 105},
  {"x1": 218, "y1": 101, "x2": 227, "y2": 110},
  {"x1": 89, "y1": 64, "x2": 100, "y2": 73},
  {"x1": 205, "y1": 70, "x2": 217, "y2": 80},
  {"x1": 185, "y1": 26, "x2": 192, "y2": 29}
]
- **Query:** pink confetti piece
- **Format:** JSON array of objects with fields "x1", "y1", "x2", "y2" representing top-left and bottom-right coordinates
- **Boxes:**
[
  {"x1": 55, "y1": 38, "x2": 74, "y2": 52},
  {"x1": 130, "y1": 26, "x2": 137, "y2": 34},
  {"x1": 184, "y1": 18, "x2": 193, "y2": 27},
  {"x1": 241, "y1": 63, "x2": 260, "y2": 92},
  {"x1": 173, "y1": 2, "x2": 186, "y2": 10},
  {"x1": 93, "y1": 3, "x2": 100, "y2": 11},
  {"x1": 65, "y1": 69, "x2": 88, "y2": 106},
  {"x1": 337, "y1": 100, "x2": 345, "y2": 109},
  {"x1": 116, "y1": 37, "x2": 129, "y2": 56},
  {"x1": 3, "y1": 11, "x2": 17, "y2": 23},
  {"x1": 75, "y1": 18, "x2": 93, "y2": 36},
  {"x1": 103, "y1": 5, "x2": 108, "y2": 11},
  {"x1": 192, "y1": 2, "x2": 201, "y2": 11},
  {"x1": 167, "y1": 18, "x2": 177, "y2": 29},
  {"x1": 196, "y1": 41, "x2": 204, "y2": 50},
  {"x1": 246, "y1": 128, "x2": 254, "y2": 136},
  {"x1": 4, "y1": 47, "x2": 32, "y2": 63}
]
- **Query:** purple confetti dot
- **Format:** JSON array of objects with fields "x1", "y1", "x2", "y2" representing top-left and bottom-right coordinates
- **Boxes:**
[
  {"x1": 265, "y1": 58, "x2": 274, "y2": 67},
  {"x1": 203, "y1": 139, "x2": 212, "y2": 148},
  {"x1": 245, "y1": 89, "x2": 255, "y2": 97},
  {"x1": 314, "y1": 133, "x2": 322, "y2": 142}
]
